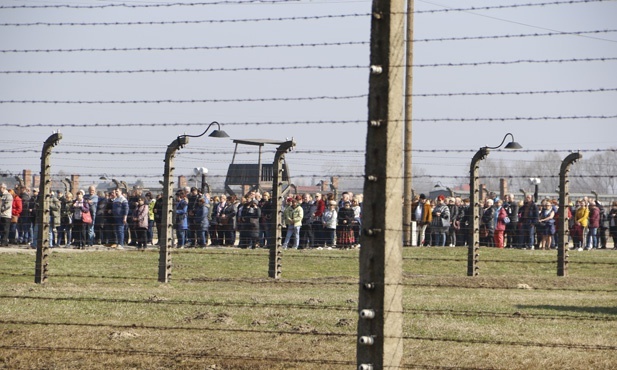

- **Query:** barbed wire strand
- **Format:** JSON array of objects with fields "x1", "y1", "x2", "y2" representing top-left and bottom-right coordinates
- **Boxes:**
[
  {"x1": 0, "y1": 0, "x2": 609, "y2": 11},
  {"x1": 5, "y1": 59, "x2": 617, "y2": 83},
  {"x1": 0, "y1": 95, "x2": 366, "y2": 104},
  {"x1": 0, "y1": 41, "x2": 369, "y2": 54},
  {"x1": 0, "y1": 28, "x2": 614, "y2": 45},
  {"x1": 0, "y1": 0, "x2": 302, "y2": 9},
  {"x1": 0, "y1": 13, "x2": 369, "y2": 27},
  {"x1": 401, "y1": 335, "x2": 616, "y2": 351},
  {"x1": 0, "y1": 297, "x2": 613, "y2": 322},
  {"x1": 0, "y1": 344, "x2": 356, "y2": 366},
  {"x1": 16, "y1": 247, "x2": 613, "y2": 268},
  {"x1": 2, "y1": 266, "x2": 614, "y2": 293},
  {"x1": 170, "y1": 251, "x2": 617, "y2": 267},
  {"x1": 1, "y1": 146, "x2": 615, "y2": 155},
  {"x1": 414, "y1": 29, "x2": 617, "y2": 43},
  {"x1": 0, "y1": 328, "x2": 614, "y2": 353},
  {"x1": 0, "y1": 13, "x2": 615, "y2": 46},
  {"x1": 2, "y1": 115, "x2": 617, "y2": 130},
  {"x1": 4, "y1": 171, "x2": 617, "y2": 180},
  {"x1": 414, "y1": 0, "x2": 612, "y2": 14},
  {"x1": 414, "y1": 57, "x2": 617, "y2": 67}
]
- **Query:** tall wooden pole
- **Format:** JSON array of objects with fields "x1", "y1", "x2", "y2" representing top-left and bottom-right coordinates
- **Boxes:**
[
  {"x1": 357, "y1": 0, "x2": 406, "y2": 369},
  {"x1": 403, "y1": 0, "x2": 414, "y2": 247}
]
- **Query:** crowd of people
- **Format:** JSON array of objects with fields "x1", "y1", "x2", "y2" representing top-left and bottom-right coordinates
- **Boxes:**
[
  {"x1": 411, "y1": 192, "x2": 617, "y2": 250},
  {"x1": 0, "y1": 183, "x2": 365, "y2": 250},
  {"x1": 162, "y1": 188, "x2": 364, "y2": 250},
  {"x1": 2, "y1": 181, "x2": 616, "y2": 252},
  {"x1": 0, "y1": 183, "x2": 144, "y2": 250}
]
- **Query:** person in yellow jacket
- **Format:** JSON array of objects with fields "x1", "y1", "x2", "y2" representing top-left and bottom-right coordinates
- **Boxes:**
[
  {"x1": 572, "y1": 199, "x2": 589, "y2": 251},
  {"x1": 282, "y1": 197, "x2": 303, "y2": 250}
]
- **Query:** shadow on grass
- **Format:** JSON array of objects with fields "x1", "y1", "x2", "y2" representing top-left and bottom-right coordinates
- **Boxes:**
[{"x1": 516, "y1": 305, "x2": 617, "y2": 316}]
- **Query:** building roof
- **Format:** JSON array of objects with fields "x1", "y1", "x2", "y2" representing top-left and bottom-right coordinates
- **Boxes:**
[{"x1": 232, "y1": 139, "x2": 291, "y2": 146}]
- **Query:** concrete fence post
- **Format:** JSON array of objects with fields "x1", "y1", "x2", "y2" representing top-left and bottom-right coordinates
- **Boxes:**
[
  {"x1": 557, "y1": 152, "x2": 582, "y2": 277},
  {"x1": 35, "y1": 132, "x2": 62, "y2": 284},
  {"x1": 268, "y1": 140, "x2": 295, "y2": 279}
]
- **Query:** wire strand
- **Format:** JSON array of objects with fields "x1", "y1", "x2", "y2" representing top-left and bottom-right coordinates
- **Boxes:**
[
  {"x1": 0, "y1": 95, "x2": 367, "y2": 104},
  {"x1": 5, "y1": 60, "x2": 617, "y2": 80},
  {"x1": 0, "y1": 0, "x2": 316, "y2": 9},
  {"x1": 0, "y1": 41, "x2": 369, "y2": 54},
  {"x1": 0, "y1": 0, "x2": 609, "y2": 11},
  {"x1": 0, "y1": 13, "x2": 369, "y2": 27},
  {"x1": 414, "y1": 0, "x2": 612, "y2": 14}
]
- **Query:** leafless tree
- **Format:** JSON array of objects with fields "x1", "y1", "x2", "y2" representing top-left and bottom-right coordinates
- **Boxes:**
[
  {"x1": 473, "y1": 150, "x2": 617, "y2": 196},
  {"x1": 570, "y1": 150, "x2": 617, "y2": 194},
  {"x1": 411, "y1": 166, "x2": 436, "y2": 196}
]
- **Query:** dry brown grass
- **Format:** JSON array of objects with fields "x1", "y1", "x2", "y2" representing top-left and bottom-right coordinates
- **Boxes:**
[{"x1": 0, "y1": 246, "x2": 616, "y2": 369}]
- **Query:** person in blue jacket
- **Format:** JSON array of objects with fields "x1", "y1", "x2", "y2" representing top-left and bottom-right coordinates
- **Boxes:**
[
  {"x1": 193, "y1": 197, "x2": 210, "y2": 248},
  {"x1": 111, "y1": 189, "x2": 129, "y2": 249},
  {"x1": 175, "y1": 190, "x2": 189, "y2": 248}
]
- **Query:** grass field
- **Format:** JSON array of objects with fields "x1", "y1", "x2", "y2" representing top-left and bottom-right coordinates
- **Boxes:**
[{"x1": 1, "y1": 246, "x2": 616, "y2": 369}]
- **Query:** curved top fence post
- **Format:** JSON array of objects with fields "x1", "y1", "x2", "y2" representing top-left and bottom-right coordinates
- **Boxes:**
[
  {"x1": 35, "y1": 132, "x2": 62, "y2": 284},
  {"x1": 468, "y1": 147, "x2": 489, "y2": 276},
  {"x1": 557, "y1": 152, "x2": 582, "y2": 277},
  {"x1": 158, "y1": 136, "x2": 189, "y2": 283},
  {"x1": 268, "y1": 140, "x2": 295, "y2": 280}
]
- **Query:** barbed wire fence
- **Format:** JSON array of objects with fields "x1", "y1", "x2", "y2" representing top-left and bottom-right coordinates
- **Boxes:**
[
  {"x1": 1, "y1": 0, "x2": 617, "y2": 368},
  {"x1": 1, "y1": 0, "x2": 615, "y2": 190}
]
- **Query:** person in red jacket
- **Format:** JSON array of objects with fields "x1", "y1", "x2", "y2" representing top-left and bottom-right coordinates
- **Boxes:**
[
  {"x1": 586, "y1": 200, "x2": 600, "y2": 250},
  {"x1": 311, "y1": 193, "x2": 326, "y2": 247},
  {"x1": 8, "y1": 188, "x2": 22, "y2": 244},
  {"x1": 494, "y1": 199, "x2": 509, "y2": 249}
]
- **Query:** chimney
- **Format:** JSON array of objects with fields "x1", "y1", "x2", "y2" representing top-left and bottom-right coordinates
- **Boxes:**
[
  {"x1": 331, "y1": 176, "x2": 339, "y2": 190},
  {"x1": 71, "y1": 174, "x2": 80, "y2": 196},
  {"x1": 32, "y1": 174, "x2": 40, "y2": 190},
  {"x1": 500, "y1": 178, "x2": 508, "y2": 199},
  {"x1": 22, "y1": 169, "x2": 32, "y2": 189},
  {"x1": 178, "y1": 175, "x2": 187, "y2": 189}
]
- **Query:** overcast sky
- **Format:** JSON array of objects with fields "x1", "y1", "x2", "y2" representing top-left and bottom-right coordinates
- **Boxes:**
[{"x1": 1, "y1": 0, "x2": 616, "y2": 192}]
